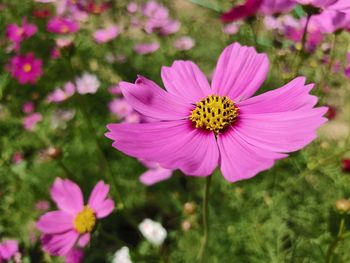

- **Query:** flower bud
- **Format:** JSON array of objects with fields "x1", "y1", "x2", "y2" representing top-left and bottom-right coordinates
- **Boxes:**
[
  {"x1": 183, "y1": 202, "x2": 196, "y2": 215},
  {"x1": 181, "y1": 220, "x2": 191, "y2": 232},
  {"x1": 336, "y1": 199, "x2": 350, "y2": 213}
]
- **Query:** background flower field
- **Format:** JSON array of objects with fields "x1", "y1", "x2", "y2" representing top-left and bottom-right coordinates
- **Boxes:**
[{"x1": 0, "y1": 0, "x2": 350, "y2": 262}]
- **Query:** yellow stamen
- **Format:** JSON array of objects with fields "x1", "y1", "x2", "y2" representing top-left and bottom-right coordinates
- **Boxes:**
[
  {"x1": 73, "y1": 206, "x2": 96, "y2": 234},
  {"x1": 60, "y1": 25, "x2": 69, "y2": 33},
  {"x1": 190, "y1": 95, "x2": 239, "y2": 135},
  {"x1": 23, "y1": 63, "x2": 32, "y2": 73}
]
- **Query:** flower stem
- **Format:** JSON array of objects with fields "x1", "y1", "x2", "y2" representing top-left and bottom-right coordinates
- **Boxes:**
[
  {"x1": 325, "y1": 217, "x2": 345, "y2": 263},
  {"x1": 197, "y1": 175, "x2": 212, "y2": 262}
]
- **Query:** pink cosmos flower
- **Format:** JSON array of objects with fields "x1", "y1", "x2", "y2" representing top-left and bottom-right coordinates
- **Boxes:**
[
  {"x1": 76, "y1": 73, "x2": 100, "y2": 94},
  {"x1": 109, "y1": 98, "x2": 133, "y2": 119},
  {"x1": 93, "y1": 25, "x2": 120, "y2": 43},
  {"x1": 134, "y1": 42, "x2": 160, "y2": 55},
  {"x1": 173, "y1": 37, "x2": 195, "y2": 51},
  {"x1": 47, "y1": 82, "x2": 75, "y2": 103},
  {"x1": 139, "y1": 160, "x2": 173, "y2": 185},
  {"x1": 106, "y1": 42, "x2": 327, "y2": 182},
  {"x1": 127, "y1": 2, "x2": 138, "y2": 13},
  {"x1": 12, "y1": 152, "x2": 23, "y2": 164},
  {"x1": 6, "y1": 19, "x2": 37, "y2": 48},
  {"x1": 36, "y1": 200, "x2": 51, "y2": 212},
  {"x1": 36, "y1": 178, "x2": 115, "y2": 256},
  {"x1": 22, "y1": 101, "x2": 35, "y2": 114},
  {"x1": 222, "y1": 22, "x2": 242, "y2": 35},
  {"x1": 64, "y1": 248, "x2": 84, "y2": 263},
  {"x1": 0, "y1": 240, "x2": 18, "y2": 262},
  {"x1": 7, "y1": 53, "x2": 43, "y2": 85},
  {"x1": 47, "y1": 17, "x2": 80, "y2": 34},
  {"x1": 23, "y1": 112, "x2": 43, "y2": 131}
]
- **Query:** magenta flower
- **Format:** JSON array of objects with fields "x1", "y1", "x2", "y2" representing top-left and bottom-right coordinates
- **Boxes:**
[
  {"x1": 134, "y1": 42, "x2": 160, "y2": 55},
  {"x1": 23, "y1": 112, "x2": 42, "y2": 131},
  {"x1": 106, "y1": 43, "x2": 327, "y2": 182},
  {"x1": 93, "y1": 25, "x2": 120, "y2": 43},
  {"x1": 36, "y1": 178, "x2": 114, "y2": 256},
  {"x1": 47, "y1": 17, "x2": 80, "y2": 34},
  {"x1": 139, "y1": 161, "x2": 173, "y2": 186},
  {"x1": 64, "y1": 248, "x2": 84, "y2": 263},
  {"x1": 173, "y1": 36, "x2": 195, "y2": 51},
  {"x1": 6, "y1": 18, "x2": 37, "y2": 48},
  {"x1": 0, "y1": 240, "x2": 18, "y2": 262},
  {"x1": 22, "y1": 101, "x2": 35, "y2": 114},
  {"x1": 7, "y1": 53, "x2": 43, "y2": 85}
]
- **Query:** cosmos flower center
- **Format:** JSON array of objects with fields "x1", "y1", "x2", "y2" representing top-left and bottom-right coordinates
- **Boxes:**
[
  {"x1": 60, "y1": 25, "x2": 69, "y2": 33},
  {"x1": 190, "y1": 95, "x2": 239, "y2": 134},
  {"x1": 16, "y1": 28, "x2": 24, "y2": 36},
  {"x1": 23, "y1": 63, "x2": 32, "y2": 73},
  {"x1": 73, "y1": 206, "x2": 96, "y2": 234}
]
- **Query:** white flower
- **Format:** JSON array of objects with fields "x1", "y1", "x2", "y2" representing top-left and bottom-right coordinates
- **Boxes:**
[
  {"x1": 112, "y1": 247, "x2": 132, "y2": 263},
  {"x1": 76, "y1": 73, "x2": 100, "y2": 94},
  {"x1": 138, "y1": 218, "x2": 167, "y2": 246}
]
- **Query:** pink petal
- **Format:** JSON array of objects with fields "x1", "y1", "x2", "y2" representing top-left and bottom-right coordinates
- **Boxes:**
[
  {"x1": 237, "y1": 77, "x2": 318, "y2": 113},
  {"x1": 161, "y1": 60, "x2": 211, "y2": 103},
  {"x1": 36, "y1": 211, "x2": 74, "y2": 234},
  {"x1": 211, "y1": 42, "x2": 269, "y2": 101},
  {"x1": 106, "y1": 120, "x2": 219, "y2": 176},
  {"x1": 120, "y1": 76, "x2": 192, "y2": 120},
  {"x1": 218, "y1": 127, "x2": 287, "y2": 182},
  {"x1": 139, "y1": 167, "x2": 173, "y2": 185},
  {"x1": 88, "y1": 181, "x2": 109, "y2": 211},
  {"x1": 41, "y1": 231, "x2": 79, "y2": 256},
  {"x1": 77, "y1": 233, "x2": 90, "y2": 247},
  {"x1": 50, "y1": 178, "x2": 84, "y2": 215},
  {"x1": 0, "y1": 240, "x2": 18, "y2": 260},
  {"x1": 94, "y1": 199, "x2": 115, "y2": 218}
]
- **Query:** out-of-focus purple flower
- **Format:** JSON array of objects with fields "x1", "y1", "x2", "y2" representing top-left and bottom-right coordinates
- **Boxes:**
[
  {"x1": 222, "y1": 21, "x2": 242, "y2": 35},
  {"x1": 23, "y1": 101, "x2": 35, "y2": 114},
  {"x1": 12, "y1": 152, "x2": 23, "y2": 165},
  {"x1": 23, "y1": 112, "x2": 43, "y2": 131},
  {"x1": 0, "y1": 240, "x2": 18, "y2": 262},
  {"x1": 127, "y1": 2, "x2": 138, "y2": 13},
  {"x1": 80, "y1": 1, "x2": 111, "y2": 15},
  {"x1": 47, "y1": 17, "x2": 80, "y2": 34},
  {"x1": 7, "y1": 53, "x2": 43, "y2": 85},
  {"x1": 259, "y1": 0, "x2": 296, "y2": 15},
  {"x1": 65, "y1": 248, "x2": 84, "y2": 263},
  {"x1": 125, "y1": 112, "x2": 141, "y2": 123},
  {"x1": 47, "y1": 82, "x2": 75, "y2": 103},
  {"x1": 173, "y1": 36, "x2": 195, "y2": 51},
  {"x1": 76, "y1": 73, "x2": 100, "y2": 94},
  {"x1": 134, "y1": 42, "x2": 159, "y2": 55},
  {"x1": 51, "y1": 46, "x2": 61, "y2": 59},
  {"x1": 221, "y1": 0, "x2": 264, "y2": 22},
  {"x1": 35, "y1": 200, "x2": 50, "y2": 212},
  {"x1": 6, "y1": 19, "x2": 37, "y2": 47},
  {"x1": 139, "y1": 160, "x2": 173, "y2": 186},
  {"x1": 109, "y1": 98, "x2": 133, "y2": 119},
  {"x1": 93, "y1": 25, "x2": 120, "y2": 43}
]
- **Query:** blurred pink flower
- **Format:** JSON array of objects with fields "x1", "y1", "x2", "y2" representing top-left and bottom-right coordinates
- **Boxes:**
[
  {"x1": 81, "y1": 1, "x2": 111, "y2": 15},
  {"x1": 106, "y1": 42, "x2": 327, "y2": 182},
  {"x1": 7, "y1": 53, "x2": 43, "y2": 85},
  {"x1": 23, "y1": 112, "x2": 43, "y2": 131},
  {"x1": 125, "y1": 112, "x2": 141, "y2": 123},
  {"x1": 108, "y1": 84, "x2": 122, "y2": 95},
  {"x1": 0, "y1": 240, "x2": 18, "y2": 262},
  {"x1": 56, "y1": 37, "x2": 74, "y2": 48},
  {"x1": 109, "y1": 98, "x2": 133, "y2": 119},
  {"x1": 93, "y1": 25, "x2": 120, "y2": 43},
  {"x1": 51, "y1": 46, "x2": 61, "y2": 59},
  {"x1": 36, "y1": 178, "x2": 114, "y2": 256},
  {"x1": 222, "y1": 22, "x2": 242, "y2": 35},
  {"x1": 343, "y1": 159, "x2": 350, "y2": 173},
  {"x1": 22, "y1": 101, "x2": 35, "y2": 114},
  {"x1": 173, "y1": 36, "x2": 195, "y2": 51},
  {"x1": 47, "y1": 17, "x2": 79, "y2": 34},
  {"x1": 76, "y1": 73, "x2": 100, "y2": 94},
  {"x1": 12, "y1": 152, "x2": 23, "y2": 165},
  {"x1": 47, "y1": 82, "x2": 75, "y2": 103},
  {"x1": 134, "y1": 42, "x2": 159, "y2": 55},
  {"x1": 127, "y1": 2, "x2": 138, "y2": 13},
  {"x1": 139, "y1": 160, "x2": 173, "y2": 185},
  {"x1": 36, "y1": 200, "x2": 51, "y2": 212},
  {"x1": 65, "y1": 248, "x2": 84, "y2": 263},
  {"x1": 6, "y1": 19, "x2": 37, "y2": 48}
]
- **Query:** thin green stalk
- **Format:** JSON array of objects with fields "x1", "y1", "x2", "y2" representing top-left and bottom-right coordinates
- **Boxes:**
[
  {"x1": 294, "y1": 14, "x2": 311, "y2": 77},
  {"x1": 326, "y1": 217, "x2": 345, "y2": 263},
  {"x1": 197, "y1": 175, "x2": 212, "y2": 262},
  {"x1": 78, "y1": 96, "x2": 123, "y2": 206},
  {"x1": 248, "y1": 20, "x2": 258, "y2": 47}
]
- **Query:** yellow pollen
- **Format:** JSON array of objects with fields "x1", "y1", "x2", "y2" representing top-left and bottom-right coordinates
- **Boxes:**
[
  {"x1": 190, "y1": 95, "x2": 239, "y2": 135},
  {"x1": 73, "y1": 206, "x2": 96, "y2": 234},
  {"x1": 60, "y1": 25, "x2": 69, "y2": 33},
  {"x1": 23, "y1": 63, "x2": 32, "y2": 73}
]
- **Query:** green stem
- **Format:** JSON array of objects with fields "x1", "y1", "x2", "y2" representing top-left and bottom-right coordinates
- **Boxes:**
[
  {"x1": 197, "y1": 175, "x2": 212, "y2": 262},
  {"x1": 189, "y1": 0, "x2": 222, "y2": 12},
  {"x1": 294, "y1": 14, "x2": 311, "y2": 77},
  {"x1": 78, "y1": 96, "x2": 123, "y2": 207},
  {"x1": 326, "y1": 217, "x2": 345, "y2": 263}
]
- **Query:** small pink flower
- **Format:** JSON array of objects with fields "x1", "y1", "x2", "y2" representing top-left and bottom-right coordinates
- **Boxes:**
[
  {"x1": 109, "y1": 98, "x2": 133, "y2": 119},
  {"x1": 12, "y1": 152, "x2": 23, "y2": 165},
  {"x1": 93, "y1": 25, "x2": 120, "y2": 43},
  {"x1": 51, "y1": 47, "x2": 61, "y2": 59},
  {"x1": 222, "y1": 22, "x2": 241, "y2": 35},
  {"x1": 56, "y1": 37, "x2": 74, "y2": 48},
  {"x1": 47, "y1": 82, "x2": 75, "y2": 103},
  {"x1": 106, "y1": 42, "x2": 327, "y2": 182},
  {"x1": 23, "y1": 112, "x2": 43, "y2": 131},
  {"x1": 64, "y1": 248, "x2": 84, "y2": 263},
  {"x1": 36, "y1": 178, "x2": 115, "y2": 256},
  {"x1": 47, "y1": 17, "x2": 79, "y2": 34},
  {"x1": 36, "y1": 200, "x2": 50, "y2": 212},
  {"x1": 127, "y1": 2, "x2": 138, "y2": 13},
  {"x1": 108, "y1": 84, "x2": 122, "y2": 95},
  {"x1": 22, "y1": 101, "x2": 35, "y2": 114},
  {"x1": 6, "y1": 19, "x2": 37, "y2": 45},
  {"x1": 173, "y1": 36, "x2": 195, "y2": 51},
  {"x1": 134, "y1": 42, "x2": 159, "y2": 55},
  {"x1": 76, "y1": 73, "x2": 100, "y2": 94},
  {"x1": 0, "y1": 240, "x2": 18, "y2": 262},
  {"x1": 139, "y1": 160, "x2": 173, "y2": 185},
  {"x1": 7, "y1": 53, "x2": 43, "y2": 85}
]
